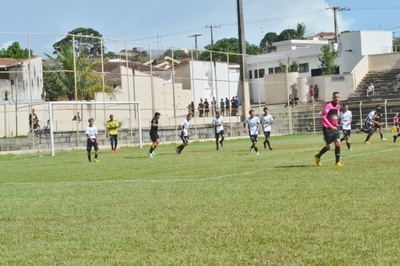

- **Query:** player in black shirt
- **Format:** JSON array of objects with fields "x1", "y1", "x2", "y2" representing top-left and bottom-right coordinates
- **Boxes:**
[{"x1": 148, "y1": 112, "x2": 161, "y2": 157}]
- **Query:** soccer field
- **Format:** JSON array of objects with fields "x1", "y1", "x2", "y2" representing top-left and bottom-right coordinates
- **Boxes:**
[{"x1": 1, "y1": 133, "x2": 400, "y2": 265}]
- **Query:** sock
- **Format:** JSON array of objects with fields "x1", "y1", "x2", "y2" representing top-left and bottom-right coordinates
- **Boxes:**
[
  {"x1": 340, "y1": 138, "x2": 344, "y2": 142},
  {"x1": 88, "y1": 154, "x2": 91, "y2": 162},
  {"x1": 365, "y1": 135, "x2": 371, "y2": 142},
  {"x1": 380, "y1": 133, "x2": 383, "y2": 139},
  {"x1": 266, "y1": 140, "x2": 271, "y2": 149},
  {"x1": 397, "y1": 133, "x2": 400, "y2": 137},
  {"x1": 335, "y1": 146, "x2": 340, "y2": 163},
  {"x1": 346, "y1": 142, "x2": 350, "y2": 149},
  {"x1": 95, "y1": 154, "x2": 98, "y2": 159},
  {"x1": 254, "y1": 147, "x2": 258, "y2": 152},
  {"x1": 317, "y1": 146, "x2": 329, "y2": 158},
  {"x1": 149, "y1": 148, "x2": 154, "y2": 153}
]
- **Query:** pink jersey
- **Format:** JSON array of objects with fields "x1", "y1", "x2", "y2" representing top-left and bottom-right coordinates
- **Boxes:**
[
  {"x1": 322, "y1": 102, "x2": 340, "y2": 128},
  {"x1": 394, "y1": 115, "x2": 398, "y2": 125}
]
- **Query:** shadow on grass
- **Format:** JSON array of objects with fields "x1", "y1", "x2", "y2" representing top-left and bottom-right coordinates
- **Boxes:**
[{"x1": 275, "y1": 164, "x2": 310, "y2": 169}]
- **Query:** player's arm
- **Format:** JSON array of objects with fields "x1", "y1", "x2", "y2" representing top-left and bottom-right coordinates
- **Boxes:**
[
  {"x1": 257, "y1": 122, "x2": 261, "y2": 134},
  {"x1": 152, "y1": 121, "x2": 158, "y2": 128},
  {"x1": 243, "y1": 121, "x2": 247, "y2": 133},
  {"x1": 179, "y1": 124, "x2": 185, "y2": 134}
]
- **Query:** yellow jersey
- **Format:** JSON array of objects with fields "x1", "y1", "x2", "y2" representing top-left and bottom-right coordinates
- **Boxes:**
[{"x1": 106, "y1": 119, "x2": 119, "y2": 135}]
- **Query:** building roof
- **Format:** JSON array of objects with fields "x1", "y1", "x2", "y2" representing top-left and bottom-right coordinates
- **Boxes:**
[{"x1": 0, "y1": 57, "x2": 41, "y2": 68}]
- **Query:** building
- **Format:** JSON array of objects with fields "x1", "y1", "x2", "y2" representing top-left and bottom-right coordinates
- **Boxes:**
[{"x1": 247, "y1": 30, "x2": 393, "y2": 104}]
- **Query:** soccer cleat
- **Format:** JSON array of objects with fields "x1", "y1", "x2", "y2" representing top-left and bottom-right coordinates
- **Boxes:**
[
  {"x1": 148, "y1": 152, "x2": 153, "y2": 158},
  {"x1": 314, "y1": 154, "x2": 321, "y2": 166},
  {"x1": 381, "y1": 138, "x2": 387, "y2": 141},
  {"x1": 250, "y1": 147, "x2": 254, "y2": 153},
  {"x1": 94, "y1": 159, "x2": 99, "y2": 163},
  {"x1": 152, "y1": 151, "x2": 155, "y2": 156},
  {"x1": 220, "y1": 141, "x2": 224, "y2": 148},
  {"x1": 348, "y1": 148, "x2": 352, "y2": 151},
  {"x1": 175, "y1": 148, "x2": 180, "y2": 154},
  {"x1": 394, "y1": 135, "x2": 398, "y2": 143},
  {"x1": 365, "y1": 141, "x2": 371, "y2": 144},
  {"x1": 335, "y1": 162, "x2": 344, "y2": 167},
  {"x1": 269, "y1": 147, "x2": 273, "y2": 151},
  {"x1": 256, "y1": 151, "x2": 259, "y2": 155},
  {"x1": 263, "y1": 142, "x2": 266, "y2": 149},
  {"x1": 216, "y1": 147, "x2": 219, "y2": 151}
]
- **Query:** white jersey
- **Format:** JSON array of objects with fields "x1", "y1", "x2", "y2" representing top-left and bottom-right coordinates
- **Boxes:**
[
  {"x1": 340, "y1": 110, "x2": 352, "y2": 130},
  {"x1": 179, "y1": 119, "x2": 190, "y2": 136},
  {"x1": 260, "y1": 114, "x2": 273, "y2": 132},
  {"x1": 365, "y1": 111, "x2": 377, "y2": 123},
  {"x1": 212, "y1": 116, "x2": 224, "y2": 133},
  {"x1": 245, "y1": 116, "x2": 260, "y2": 135},
  {"x1": 85, "y1": 126, "x2": 98, "y2": 139}
]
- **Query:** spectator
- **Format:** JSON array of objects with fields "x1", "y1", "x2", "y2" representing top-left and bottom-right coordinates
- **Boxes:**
[
  {"x1": 190, "y1": 101, "x2": 195, "y2": 117},
  {"x1": 220, "y1": 98, "x2": 225, "y2": 116},
  {"x1": 367, "y1": 82, "x2": 375, "y2": 96},
  {"x1": 42, "y1": 119, "x2": 51, "y2": 137},
  {"x1": 309, "y1": 85, "x2": 315, "y2": 102},
  {"x1": 225, "y1": 98, "x2": 230, "y2": 116},
  {"x1": 235, "y1": 96, "x2": 241, "y2": 116},
  {"x1": 294, "y1": 95, "x2": 299, "y2": 107},
  {"x1": 29, "y1": 108, "x2": 38, "y2": 130},
  {"x1": 204, "y1": 98, "x2": 210, "y2": 117},
  {"x1": 314, "y1": 84, "x2": 319, "y2": 101},
  {"x1": 211, "y1": 97, "x2": 217, "y2": 116},
  {"x1": 231, "y1": 97, "x2": 237, "y2": 116},
  {"x1": 198, "y1": 98, "x2": 204, "y2": 117}
]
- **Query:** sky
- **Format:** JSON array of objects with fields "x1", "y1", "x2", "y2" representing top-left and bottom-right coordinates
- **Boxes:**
[{"x1": 1, "y1": 0, "x2": 400, "y2": 56}]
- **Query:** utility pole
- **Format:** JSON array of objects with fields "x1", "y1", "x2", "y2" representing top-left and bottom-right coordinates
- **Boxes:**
[
  {"x1": 188, "y1": 34, "x2": 202, "y2": 59},
  {"x1": 237, "y1": 0, "x2": 249, "y2": 121},
  {"x1": 326, "y1": 6, "x2": 350, "y2": 43},
  {"x1": 205, "y1": 25, "x2": 221, "y2": 45}
]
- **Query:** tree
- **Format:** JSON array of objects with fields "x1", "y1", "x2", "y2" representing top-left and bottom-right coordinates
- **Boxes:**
[
  {"x1": 53, "y1": 27, "x2": 103, "y2": 57},
  {"x1": 163, "y1": 49, "x2": 190, "y2": 59},
  {"x1": 0, "y1": 42, "x2": 33, "y2": 59},
  {"x1": 42, "y1": 64, "x2": 66, "y2": 101},
  {"x1": 318, "y1": 44, "x2": 340, "y2": 75},
  {"x1": 199, "y1": 38, "x2": 262, "y2": 63},
  {"x1": 278, "y1": 29, "x2": 298, "y2": 41},
  {"x1": 296, "y1": 23, "x2": 306, "y2": 39},
  {"x1": 278, "y1": 58, "x2": 299, "y2": 73},
  {"x1": 259, "y1": 32, "x2": 278, "y2": 52}
]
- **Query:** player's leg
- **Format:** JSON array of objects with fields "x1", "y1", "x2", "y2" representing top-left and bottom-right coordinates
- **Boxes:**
[
  {"x1": 334, "y1": 137, "x2": 342, "y2": 166},
  {"x1": 215, "y1": 132, "x2": 220, "y2": 150},
  {"x1": 220, "y1": 132, "x2": 224, "y2": 147},
  {"x1": 87, "y1": 139, "x2": 92, "y2": 162},
  {"x1": 315, "y1": 128, "x2": 332, "y2": 165},
  {"x1": 265, "y1": 132, "x2": 272, "y2": 150},
  {"x1": 114, "y1": 135, "x2": 118, "y2": 150},
  {"x1": 109, "y1": 135, "x2": 114, "y2": 151},
  {"x1": 94, "y1": 142, "x2": 99, "y2": 162}
]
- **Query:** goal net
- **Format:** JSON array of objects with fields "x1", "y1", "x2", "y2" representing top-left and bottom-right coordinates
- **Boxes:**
[{"x1": 48, "y1": 101, "x2": 142, "y2": 156}]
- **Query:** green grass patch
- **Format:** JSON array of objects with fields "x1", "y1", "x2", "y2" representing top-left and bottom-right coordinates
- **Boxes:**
[{"x1": 1, "y1": 133, "x2": 400, "y2": 265}]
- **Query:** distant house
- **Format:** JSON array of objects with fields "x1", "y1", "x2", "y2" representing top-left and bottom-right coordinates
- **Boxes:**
[{"x1": 0, "y1": 57, "x2": 44, "y2": 104}]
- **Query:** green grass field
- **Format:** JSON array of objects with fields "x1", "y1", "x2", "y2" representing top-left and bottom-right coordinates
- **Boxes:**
[{"x1": 1, "y1": 133, "x2": 400, "y2": 265}]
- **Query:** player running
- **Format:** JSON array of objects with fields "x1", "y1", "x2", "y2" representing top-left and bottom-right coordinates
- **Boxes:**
[
  {"x1": 244, "y1": 109, "x2": 261, "y2": 155},
  {"x1": 148, "y1": 112, "x2": 161, "y2": 157},
  {"x1": 260, "y1": 107, "x2": 273, "y2": 150},
  {"x1": 315, "y1": 91, "x2": 343, "y2": 167},
  {"x1": 212, "y1": 111, "x2": 225, "y2": 150},
  {"x1": 359, "y1": 107, "x2": 384, "y2": 144},
  {"x1": 176, "y1": 114, "x2": 192, "y2": 154},
  {"x1": 85, "y1": 118, "x2": 99, "y2": 163}
]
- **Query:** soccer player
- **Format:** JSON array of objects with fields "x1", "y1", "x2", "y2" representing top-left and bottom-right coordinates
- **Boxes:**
[
  {"x1": 212, "y1": 111, "x2": 225, "y2": 150},
  {"x1": 314, "y1": 91, "x2": 343, "y2": 167},
  {"x1": 106, "y1": 114, "x2": 119, "y2": 153},
  {"x1": 339, "y1": 104, "x2": 352, "y2": 150},
  {"x1": 148, "y1": 112, "x2": 161, "y2": 157},
  {"x1": 243, "y1": 109, "x2": 261, "y2": 155},
  {"x1": 85, "y1": 118, "x2": 99, "y2": 163},
  {"x1": 176, "y1": 114, "x2": 192, "y2": 154},
  {"x1": 260, "y1": 107, "x2": 273, "y2": 150},
  {"x1": 360, "y1": 107, "x2": 383, "y2": 144}
]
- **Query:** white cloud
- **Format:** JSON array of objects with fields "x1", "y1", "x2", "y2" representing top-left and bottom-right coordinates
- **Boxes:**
[{"x1": 1, "y1": 40, "x2": 15, "y2": 50}]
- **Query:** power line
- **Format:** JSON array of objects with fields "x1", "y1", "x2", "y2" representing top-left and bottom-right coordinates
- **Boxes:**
[{"x1": 205, "y1": 25, "x2": 221, "y2": 45}]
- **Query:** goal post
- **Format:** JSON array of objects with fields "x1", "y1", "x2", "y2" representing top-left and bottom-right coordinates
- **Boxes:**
[{"x1": 48, "y1": 101, "x2": 142, "y2": 156}]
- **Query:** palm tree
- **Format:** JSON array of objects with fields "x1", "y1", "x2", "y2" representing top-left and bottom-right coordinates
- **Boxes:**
[{"x1": 296, "y1": 23, "x2": 306, "y2": 39}]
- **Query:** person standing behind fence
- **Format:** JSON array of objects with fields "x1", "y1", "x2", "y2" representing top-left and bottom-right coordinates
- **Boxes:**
[
  {"x1": 225, "y1": 98, "x2": 230, "y2": 116},
  {"x1": 204, "y1": 98, "x2": 210, "y2": 117},
  {"x1": 314, "y1": 84, "x2": 319, "y2": 101},
  {"x1": 309, "y1": 85, "x2": 315, "y2": 102},
  {"x1": 198, "y1": 99, "x2": 204, "y2": 117},
  {"x1": 86, "y1": 118, "x2": 99, "y2": 163},
  {"x1": 106, "y1": 114, "x2": 119, "y2": 153},
  {"x1": 29, "y1": 109, "x2": 38, "y2": 131},
  {"x1": 314, "y1": 91, "x2": 342, "y2": 167},
  {"x1": 231, "y1": 97, "x2": 236, "y2": 116},
  {"x1": 220, "y1": 98, "x2": 225, "y2": 116}
]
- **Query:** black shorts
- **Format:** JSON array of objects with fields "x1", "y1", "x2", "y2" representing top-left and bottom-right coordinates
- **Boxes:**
[
  {"x1": 86, "y1": 138, "x2": 99, "y2": 152},
  {"x1": 365, "y1": 121, "x2": 374, "y2": 132},
  {"x1": 323, "y1": 127, "x2": 340, "y2": 145},
  {"x1": 180, "y1": 135, "x2": 189, "y2": 144},
  {"x1": 109, "y1": 134, "x2": 118, "y2": 140},
  {"x1": 215, "y1": 130, "x2": 224, "y2": 139},
  {"x1": 264, "y1": 131, "x2": 271, "y2": 138},
  {"x1": 150, "y1": 132, "x2": 159, "y2": 142},
  {"x1": 342, "y1": 130, "x2": 351, "y2": 137},
  {"x1": 249, "y1": 135, "x2": 258, "y2": 143}
]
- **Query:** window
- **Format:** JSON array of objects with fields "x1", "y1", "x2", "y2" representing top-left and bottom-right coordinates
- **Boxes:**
[
  {"x1": 258, "y1": 69, "x2": 265, "y2": 78},
  {"x1": 254, "y1": 70, "x2": 258, "y2": 79},
  {"x1": 299, "y1": 63, "x2": 309, "y2": 73},
  {"x1": 249, "y1": 70, "x2": 253, "y2": 79},
  {"x1": 268, "y1": 68, "x2": 274, "y2": 74},
  {"x1": 274, "y1": 67, "x2": 282, "y2": 73}
]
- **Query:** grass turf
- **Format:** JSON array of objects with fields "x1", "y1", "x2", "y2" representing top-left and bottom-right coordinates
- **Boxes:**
[{"x1": 1, "y1": 133, "x2": 400, "y2": 265}]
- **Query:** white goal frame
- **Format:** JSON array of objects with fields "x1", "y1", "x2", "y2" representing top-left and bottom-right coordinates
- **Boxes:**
[{"x1": 48, "y1": 101, "x2": 142, "y2": 156}]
